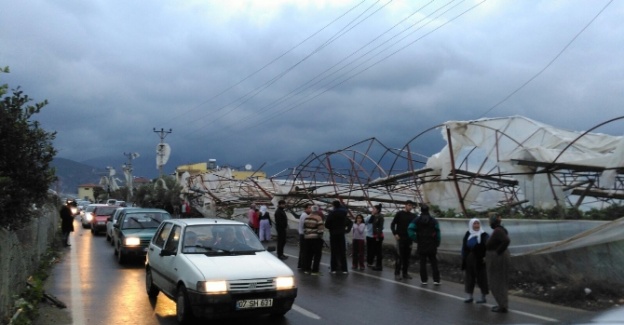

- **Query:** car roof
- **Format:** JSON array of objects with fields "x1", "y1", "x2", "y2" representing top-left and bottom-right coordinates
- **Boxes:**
[
  {"x1": 164, "y1": 218, "x2": 245, "y2": 227},
  {"x1": 123, "y1": 208, "x2": 171, "y2": 214}
]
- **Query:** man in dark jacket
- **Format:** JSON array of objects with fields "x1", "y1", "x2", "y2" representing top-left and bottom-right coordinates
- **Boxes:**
[
  {"x1": 274, "y1": 200, "x2": 289, "y2": 260},
  {"x1": 59, "y1": 200, "x2": 76, "y2": 247},
  {"x1": 408, "y1": 204, "x2": 441, "y2": 285},
  {"x1": 324, "y1": 200, "x2": 350, "y2": 274},
  {"x1": 391, "y1": 200, "x2": 417, "y2": 280}
]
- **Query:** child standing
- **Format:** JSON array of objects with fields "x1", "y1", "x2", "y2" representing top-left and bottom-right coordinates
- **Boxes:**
[{"x1": 352, "y1": 214, "x2": 366, "y2": 270}]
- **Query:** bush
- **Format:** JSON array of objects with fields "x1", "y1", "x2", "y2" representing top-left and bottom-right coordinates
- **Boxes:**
[{"x1": 0, "y1": 67, "x2": 57, "y2": 229}]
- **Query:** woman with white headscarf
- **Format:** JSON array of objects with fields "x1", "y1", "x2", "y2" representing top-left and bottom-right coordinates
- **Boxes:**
[
  {"x1": 461, "y1": 218, "x2": 490, "y2": 304},
  {"x1": 258, "y1": 205, "x2": 273, "y2": 242}
]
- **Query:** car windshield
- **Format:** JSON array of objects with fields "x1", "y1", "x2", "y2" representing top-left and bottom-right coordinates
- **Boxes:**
[
  {"x1": 95, "y1": 206, "x2": 117, "y2": 216},
  {"x1": 181, "y1": 224, "x2": 264, "y2": 254},
  {"x1": 121, "y1": 212, "x2": 170, "y2": 230}
]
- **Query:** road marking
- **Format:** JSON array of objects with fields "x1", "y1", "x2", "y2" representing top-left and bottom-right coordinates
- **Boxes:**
[
  {"x1": 286, "y1": 253, "x2": 560, "y2": 323},
  {"x1": 292, "y1": 304, "x2": 321, "y2": 319},
  {"x1": 69, "y1": 233, "x2": 86, "y2": 324}
]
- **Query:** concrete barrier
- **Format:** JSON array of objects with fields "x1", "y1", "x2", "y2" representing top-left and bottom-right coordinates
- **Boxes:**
[{"x1": 233, "y1": 209, "x2": 622, "y2": 285}]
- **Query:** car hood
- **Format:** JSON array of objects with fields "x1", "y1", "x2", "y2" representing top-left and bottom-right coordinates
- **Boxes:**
[
  {"x1": 121, "y1": 228, "x2": 158, "y2": 239},
  {"x1": 186, "y1": 252, "x2": 293, "y2": 279}
]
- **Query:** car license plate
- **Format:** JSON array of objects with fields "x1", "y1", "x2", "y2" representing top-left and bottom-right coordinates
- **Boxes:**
[{"x1": 236, "y1": 298, "x2": 273, "y2": 309}]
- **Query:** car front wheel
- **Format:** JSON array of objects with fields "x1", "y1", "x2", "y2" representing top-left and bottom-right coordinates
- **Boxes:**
[
  {"x1": 145, "y1": 267, "x2": 160, "y2": 298},
  {"x1": 176, "y1": 285, "x2": 195, "y2": 324},
  {"x1": 116, "y1": 244, "x2": 126, "y2": 264}
]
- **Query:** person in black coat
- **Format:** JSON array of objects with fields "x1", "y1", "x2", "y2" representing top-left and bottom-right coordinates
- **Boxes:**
[
  {"x1": 392, "y1": 200, "x2": 417, "y2": 280},
  {"x1": 461, "y1": 218, "x2": 490, "y2": 303},
  {"x1": 59, "y1": 201, "x2": 76, "y2": 247},
  {"x1": 408, "y1": 204, "x2": 441, "y2": 284},
  {"x1": 274, "y1": 200, "x2": 289, "y2": 260},
  {"x1": 324, "y1": 200, "x2": 350, "y2": 274}
]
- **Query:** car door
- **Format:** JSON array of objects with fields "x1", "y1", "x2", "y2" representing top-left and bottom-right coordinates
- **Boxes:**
[
  {"x1": 149, "y1": 224, "x2": 181, "y2": 296},
  {"x1": 112, "y1": 211, "x2": 127, "y2": 247}
]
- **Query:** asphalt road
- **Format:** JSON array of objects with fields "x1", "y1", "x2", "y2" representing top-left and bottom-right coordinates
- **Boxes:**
[{"x1": 37, "y1": 217, "x2": 597, "y2": 325}]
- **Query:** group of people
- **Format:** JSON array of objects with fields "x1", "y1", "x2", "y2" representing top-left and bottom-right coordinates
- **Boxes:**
[
  {"x1": 247, "y1": 201, "x2": 289, "y2": 260},
  {"x1": 461, "y1": 213, "x2": 511, "y2": 313},
  {"x1": 247, "y1": 199, "x2": 511, "y2": 314}
]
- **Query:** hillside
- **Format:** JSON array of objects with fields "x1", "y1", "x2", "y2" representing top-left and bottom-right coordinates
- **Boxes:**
[{"x1": 50, "y1": 158, "x2": 106, "y2": 196}]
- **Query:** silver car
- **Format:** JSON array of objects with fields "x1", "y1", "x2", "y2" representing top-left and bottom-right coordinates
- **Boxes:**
[
  {"x1": 145, "y1": 219, "x2": 297, "y2": 324},
  {"x1": 106, "y1": 207, "x2": 139, "y2": 243}
]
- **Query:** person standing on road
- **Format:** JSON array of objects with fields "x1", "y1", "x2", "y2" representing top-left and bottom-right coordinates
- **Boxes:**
[
  {"x1": 486, "y1": 213, "x2": 511, "y2": 313},
  {"x1": 303, "y1": 210, "x2": 325, "y2": 275},
  {"x1": 248, "y1": 203, "x2": 258, "y2": 235},
  {"x1": 297, "y1": 204, "x2": 312, "y2": 269},
  {"x1": 275, "y1": 200, "x2": 289, "y2": 260},
  {"x1": 461, "y1": 218, "x2": 490, "y2": 304},
  {"x1": 408, "y1": 204, "x2": 441, "y2": 285},
  {"x1": 391, "y1": 200, "x2": 417, "y2": 280},
  {"x1": 366, "y1": 204, "x2": 385, "y2": 271},
  {"x1": 324, "y1": 200, "x2": 350, "y2": 274},
  {"x1": 351, "y1": 214, "x2": 366, "y2": 270},
  {"x1": 368, "y1": 204, "x2": 385, "y2": 271},
  {"x1": 59, "y1": 201, "x2": 76, "y2": 247},
  {"x1": 258, "y1": 205, "x2": 272, "y2": 242}
]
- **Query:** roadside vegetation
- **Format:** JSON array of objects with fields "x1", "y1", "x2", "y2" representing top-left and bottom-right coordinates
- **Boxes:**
[{"x1": 0, "y1": 66, "x2": 57, "y2": 230}]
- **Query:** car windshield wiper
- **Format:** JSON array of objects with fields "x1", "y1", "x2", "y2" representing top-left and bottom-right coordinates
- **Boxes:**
[
  {"x1": 129, "y1": 217, "x2": 145, "y2": 229},
  {"x1": 183, "y1": 245, "x2": 214, "y2": 253}
]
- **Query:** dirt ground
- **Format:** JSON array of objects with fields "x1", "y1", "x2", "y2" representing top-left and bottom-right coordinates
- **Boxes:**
[{"x1": 404, "y1": 256, "x2": 624, "y2": 312}]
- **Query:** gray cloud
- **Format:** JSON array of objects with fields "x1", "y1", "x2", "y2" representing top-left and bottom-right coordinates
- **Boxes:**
[{"x1": 2, "y1": 0, "x2": 622, "y2": 178}]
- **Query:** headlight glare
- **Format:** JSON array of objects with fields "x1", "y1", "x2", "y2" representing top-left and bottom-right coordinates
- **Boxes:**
[
  {"x1": 197, "y1": 281, "x2": 227, "y2": 294},
  {"x1": 125, "y1": 237, "x2": 140, "y2": 246},
  {"x1": 275, "y1": 276, "x2": 295, "y2": 290}
]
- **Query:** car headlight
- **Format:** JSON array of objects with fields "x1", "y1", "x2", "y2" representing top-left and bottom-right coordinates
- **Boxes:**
[
  {"x1": 124, "y1": 237, "x2": 141, "y2": 246},
  {"x1": 197, "y1": 281, "x2": 227, "y2": 294},
  {"x1": 70, "y1": 207, "x2": 78, "y2": 215},
  {"x1": 275, "y1": 276, "x2": 295, "y2": 290},
  {"x1": 85, "y1": 213, "x2": 93, "y2": 222}
]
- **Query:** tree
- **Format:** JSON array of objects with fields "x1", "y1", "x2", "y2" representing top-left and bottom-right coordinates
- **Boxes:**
[
  {"x1": 0, "y1": 67, "x2": 57, "y2": 229},
  {"x1": 133, "y1": 176, "x2": 181, "y2": 213}
]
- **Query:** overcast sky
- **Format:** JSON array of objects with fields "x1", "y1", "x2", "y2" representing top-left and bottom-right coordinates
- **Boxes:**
[{"x1": 2, "y1": 0, "x2": 622, "y2": 176}]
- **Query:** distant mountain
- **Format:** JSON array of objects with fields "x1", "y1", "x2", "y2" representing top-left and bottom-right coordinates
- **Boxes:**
[
  {"x1": 51, "y1": 158, "x2": 107, "y2": 196},
  {"x1": 51, "y1": 155, "x2": 309, "y2": 198}
]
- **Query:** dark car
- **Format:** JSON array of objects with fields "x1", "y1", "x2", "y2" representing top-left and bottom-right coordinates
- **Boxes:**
[{"x1": 112, "y1": 208, "x2": 171, "y2": 264}]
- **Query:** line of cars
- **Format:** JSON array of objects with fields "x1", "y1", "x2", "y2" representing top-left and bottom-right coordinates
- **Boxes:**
[{"x1": 83, "y1": 202, "x2": 298, "y2": 323}]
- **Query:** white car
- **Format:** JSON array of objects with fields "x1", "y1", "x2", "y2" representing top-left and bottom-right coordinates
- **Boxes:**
[{"x1": 145, "y1": 219, "x2": 297, "y2": 324}]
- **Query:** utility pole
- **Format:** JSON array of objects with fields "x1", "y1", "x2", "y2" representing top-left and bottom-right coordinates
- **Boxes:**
[
  {"x1": 123, "y1": 152, "x2": 139, "y2": 202},
  {"x1": 153, "y1": 128, "x2": 172, "y2": 179}
]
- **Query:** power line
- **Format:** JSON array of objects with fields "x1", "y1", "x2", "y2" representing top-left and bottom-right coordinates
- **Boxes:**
[
  {"x1": 219, "y1": 0, "x2": 480, "y2": 132},
  {"x1": 194, "y1": 0, "x2": 457, "y2": 137},
  {"x1": 155, "y1": 0, "x2": 369, "y2": 131},
  {"x1": 478, "y1": 0, "x2": 615, "y2": 118},
  {"x1": 182, "y1": 0, "x2": 392, "y2": 138}
]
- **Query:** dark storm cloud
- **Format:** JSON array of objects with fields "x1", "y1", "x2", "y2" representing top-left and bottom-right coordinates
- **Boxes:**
[{"x1": 1, "y1": 0, "x2": 622, "y2": 178}]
